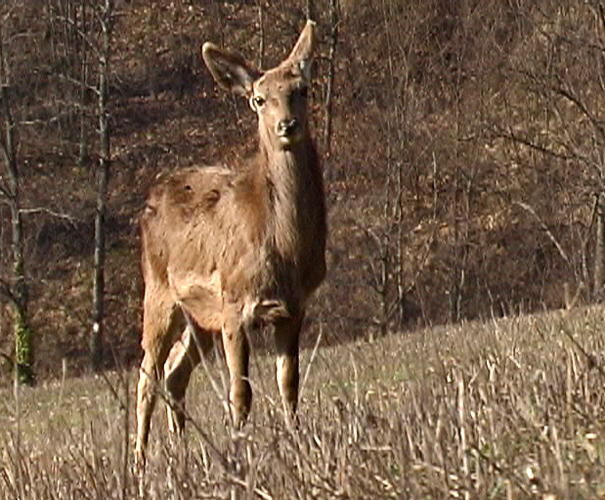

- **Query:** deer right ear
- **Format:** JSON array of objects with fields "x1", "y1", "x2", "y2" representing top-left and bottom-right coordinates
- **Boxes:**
[{"x1": 201, "y1": 42, "x2": 260, "y2": 97}]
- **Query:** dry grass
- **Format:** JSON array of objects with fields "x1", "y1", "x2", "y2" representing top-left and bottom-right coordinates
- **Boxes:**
[{"x1": 1, "y1": 306, "x2": 605, "y2": 499}]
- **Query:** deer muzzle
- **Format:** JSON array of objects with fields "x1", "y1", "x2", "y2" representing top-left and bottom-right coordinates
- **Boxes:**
[{"x1": 276, "y1": 118, "x2": 300, "y2": 144}]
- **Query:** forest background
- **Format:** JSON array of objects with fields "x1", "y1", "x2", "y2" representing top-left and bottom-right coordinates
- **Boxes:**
[{"x1": 1, "y1": 0, "x2": 604, "y2": 383}]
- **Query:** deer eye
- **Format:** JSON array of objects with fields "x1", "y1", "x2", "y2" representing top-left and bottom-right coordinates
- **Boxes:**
[{"x1": 253, "y1": 96, "x2": 266, "y2": 108}]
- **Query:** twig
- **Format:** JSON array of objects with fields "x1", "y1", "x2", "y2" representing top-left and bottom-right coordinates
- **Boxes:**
[
  {"x1": 560, "y1": 325, "x2": 605, "y2": 379},
  {"x1": 230, "y1": 476, "x2": 274, "y2": 500},
  {"x1": 299, "y1": 320, "x2": 323, "y2": 401},
  {"x1": 470, "y1": 444, "x2": 533, "y2": 495},
  {"x1": 514, "y1": 201, "x2": 571, "y2": 268},
  {"x1": 19, "y1": 207, "x2": 81, "y2": 224},
  {"x1": 0, "y1": 276, "x2": 17, "y2": 305},
  {"x1": 99, "y1": 370, "x2": 127, "y2": 412}
]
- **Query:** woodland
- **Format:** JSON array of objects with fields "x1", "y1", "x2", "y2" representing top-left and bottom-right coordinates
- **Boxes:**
[{"x1": 1, "y1": 0, "x2": 604, "y2": 383}]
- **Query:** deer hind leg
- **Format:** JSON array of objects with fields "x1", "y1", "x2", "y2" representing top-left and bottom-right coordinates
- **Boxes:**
[
  {"x1": 135, "y1": 298, "x2": 185, "y2": 465},
  {"x1": 274, "y1": 314, "x2": 303, "y2": 428},
  {"x1": 164, "y1": 316, "x2": 215, "y2": 435},
  {"x1": 222, "y1": 304, "x2": 252, "y2": 428}
]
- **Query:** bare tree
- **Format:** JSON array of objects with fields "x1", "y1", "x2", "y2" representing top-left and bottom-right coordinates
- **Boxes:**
[
  {"x1": 490, "y1": 2, "x2": 605, "y2": 302},
  {"x1": 0, "y1": 16, "x2": 33, "y2": 385},
  {"x1": 49, "y1": 0, "x2": 114, "y2": 370},
  {"x1": 322, "y1": 0, "x2": 338, "y2": 157},
  {"x1": 90, "y1": 0, "x2": 114, "y2": 371}
]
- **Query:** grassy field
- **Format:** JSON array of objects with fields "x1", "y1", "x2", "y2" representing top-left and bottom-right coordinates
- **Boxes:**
[{"x1": 1, "y1": 307, "x2": 604, "y2": 499}]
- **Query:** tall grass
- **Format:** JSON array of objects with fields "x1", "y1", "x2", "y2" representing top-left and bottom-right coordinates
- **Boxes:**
[{"x1": 1, "y1": 307, "x2": 604, "y2": 498}]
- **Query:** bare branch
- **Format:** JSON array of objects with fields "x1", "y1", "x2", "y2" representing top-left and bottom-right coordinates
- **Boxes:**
[
  {"x1": 552, "y1": 76, "x2": 605, "y2": 145},
  {"x1": 19, "y1": 207, "x2": 81, "y2": 225},
  {"x1": 0, "y1": 6, "x2": 16, "y2": 28},
  {"x1": 0, "y1": 276, "x2": 16, "y2": 305},
  {"x1": 55, "y1": 72, "x2": 101, "y2": 96},
  {"x1": 0, "y1": 140, "x2": 11, "y2": 185},
  {"x1": 548, "y1": 99, "x2": 600, "y2": 173},
  {"x1": 514, "y1": 201, "x2": 571, "y2": 268},
  {"x1": 560, "y1": 324, "x2": 605, "y2": 379},
  {"x1": 489, "y1": 124, "x2": 575, "y2": 163},
  {"x1": 51, "y1": 13, "x2": 101, "y2": 58},
  {"x1": 0, "y1": 351, "x2": 11, "y2": 365}
]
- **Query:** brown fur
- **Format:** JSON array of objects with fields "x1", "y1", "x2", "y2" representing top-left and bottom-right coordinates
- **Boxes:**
[{"x1": 135, "y1": 21, "x2": 326, "y2": 464}]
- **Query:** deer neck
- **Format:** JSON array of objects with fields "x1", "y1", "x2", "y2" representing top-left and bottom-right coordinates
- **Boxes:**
[{"x1": 257, "y1": 134, "x2": 314, "y2": 260}]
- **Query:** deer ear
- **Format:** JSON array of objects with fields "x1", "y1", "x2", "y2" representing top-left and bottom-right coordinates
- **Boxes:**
[
  {"x1": 201, "y1": 42, "x2": 260, "y2": 97},
  {"x1": 283, "y1": 20, "x2": 316, "y2": 81}
]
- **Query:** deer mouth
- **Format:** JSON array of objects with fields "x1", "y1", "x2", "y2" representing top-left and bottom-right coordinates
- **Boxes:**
[
  {"x1": 278, "y1": 133, "x2": 301, "y2": 147},
  {"x1": 277, "y1": 129, "x2": 305, "y2": 149},
  {"x1": 276, "y1": 118, "x2": 303, "y2": 147}
]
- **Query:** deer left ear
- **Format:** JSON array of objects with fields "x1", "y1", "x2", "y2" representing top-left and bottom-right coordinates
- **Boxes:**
[{"x1": 284, "y1": 20, "x2": 316, "y2": 82}]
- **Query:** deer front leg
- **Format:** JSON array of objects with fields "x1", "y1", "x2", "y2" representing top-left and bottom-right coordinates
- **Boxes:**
[
  {"x1": 274, "y1": 314, "x2": 303, "y2": 428},
  {"x1": 222, "y1": 305, "x2": 252, "y2": 428},
  {"x1": 136, "y1": 351, "x2": 162, "y2": 466},
  {"x1": 135, "y1": 299, "x2": 184, "y2": 466},
  {"x1": 164, "y1": 325, "x2": 200, "y2": 435}
]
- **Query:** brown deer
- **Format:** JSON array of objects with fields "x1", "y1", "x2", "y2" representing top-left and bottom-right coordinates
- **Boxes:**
[{"x1": 135, "y1": 20, "x2": 326, "y2": 463}]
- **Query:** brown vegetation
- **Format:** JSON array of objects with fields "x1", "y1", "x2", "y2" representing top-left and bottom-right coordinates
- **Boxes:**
[
  {"x1": 2, "y1": 1, "x2": 605, "y2": 496},
  {"x1": 2, "y1": 306, "x2": 605, "y2": 497}
]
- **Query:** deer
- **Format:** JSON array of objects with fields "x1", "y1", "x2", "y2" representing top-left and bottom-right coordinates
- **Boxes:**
[{"x1": 135, "y1": 20, "x2": 327, "y2": 464}]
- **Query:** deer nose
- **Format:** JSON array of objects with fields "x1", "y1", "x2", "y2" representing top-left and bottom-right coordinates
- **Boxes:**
[{"x1": 276, "y1": 118, "x2": 299, "y2": 137}]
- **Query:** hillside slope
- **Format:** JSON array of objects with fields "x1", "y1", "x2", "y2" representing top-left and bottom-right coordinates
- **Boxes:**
[
  {"x1": 0, "y1": 0, "x2": 602, "y2": 380},
  {"x1": 2, "y1": 305, "x2": 604, "y2": 497}
]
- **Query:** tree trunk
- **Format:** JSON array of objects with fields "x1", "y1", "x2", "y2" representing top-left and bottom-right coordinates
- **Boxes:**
[
  {"x1": 90, "y1": 0, "x2": 112, "y2": 371},
  {"x1": 594, "y1": 191, "x2": 605, "y2": 300},
  {"x1": 78, "y1": 1, "x2": 90, "y2": 167},
  {"x1": 8, "y1": 163, "x2": 32, "y2": 385},
  {"x1": 257, "y1": 1, "x2": 264, "y2": 69},
  {"x1": 0, "y1": 32, "x2": 33, "y2": 385},
  {"x1": 306, "y1": 0, "x2": 314, "y2": 20},
  {"x1": 322, "y1": 0, "x2": 338, "y2": 160}
]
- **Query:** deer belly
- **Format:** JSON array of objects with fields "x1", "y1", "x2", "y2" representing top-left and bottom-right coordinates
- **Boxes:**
[{"x1": 170, "y1": 272, "x2": 223, "y2": 331}]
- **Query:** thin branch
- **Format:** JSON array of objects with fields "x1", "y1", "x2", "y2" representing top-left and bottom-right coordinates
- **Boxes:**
[
  {"x1": 55, "y1": 72, "x2": 101, "y2": 96},
  {"x1": 489, "y1": 124, "x2": 575, "y2": 162},
  {"x1": 548, "y1": 98, "x2": 601, "y2": 174},
  {"x1": 560, "y1": 324, "x2": 605, "y2": 379},
  {"x1": 0, "y1": 276, "x2": 16, "y2": 305},
  {"x1": 552, "y1": 76, "x2": 605, "y2": 145},
  {"x1": 0, "y1": 7, "x2": 16, "y2": 28},
  {"x1": 514, "y1": 201, "x2": 571, "y2": 268},
  {"x1": 0, "y1": 136, "x2": 9, "y2": 166},
  {"x1": 0, "y1": 151, "x2": 11, "y2": 197},
  {"x1": 299, "y1": 321, "x2": 323, "y2": 400},
  {"x1": 51, "y1": 13, "x2": 101, "y2": 58},
  {"x1": 0, "y1": 351, "x2": 11, "y2": 365},
  {"x1": 519, "y1": 63, "x2": 605, "y2": 144},
  {"x1": 19, "y1": 207, "x2": 81, "y2": 224},
  {"x1": 0, "y1": 198, "x2": 83, "y2": 224}
]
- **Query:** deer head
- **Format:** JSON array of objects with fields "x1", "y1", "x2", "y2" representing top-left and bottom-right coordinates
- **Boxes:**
[{"x1": 201, "y1": 20, "x2": 316, "y2": 151}]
